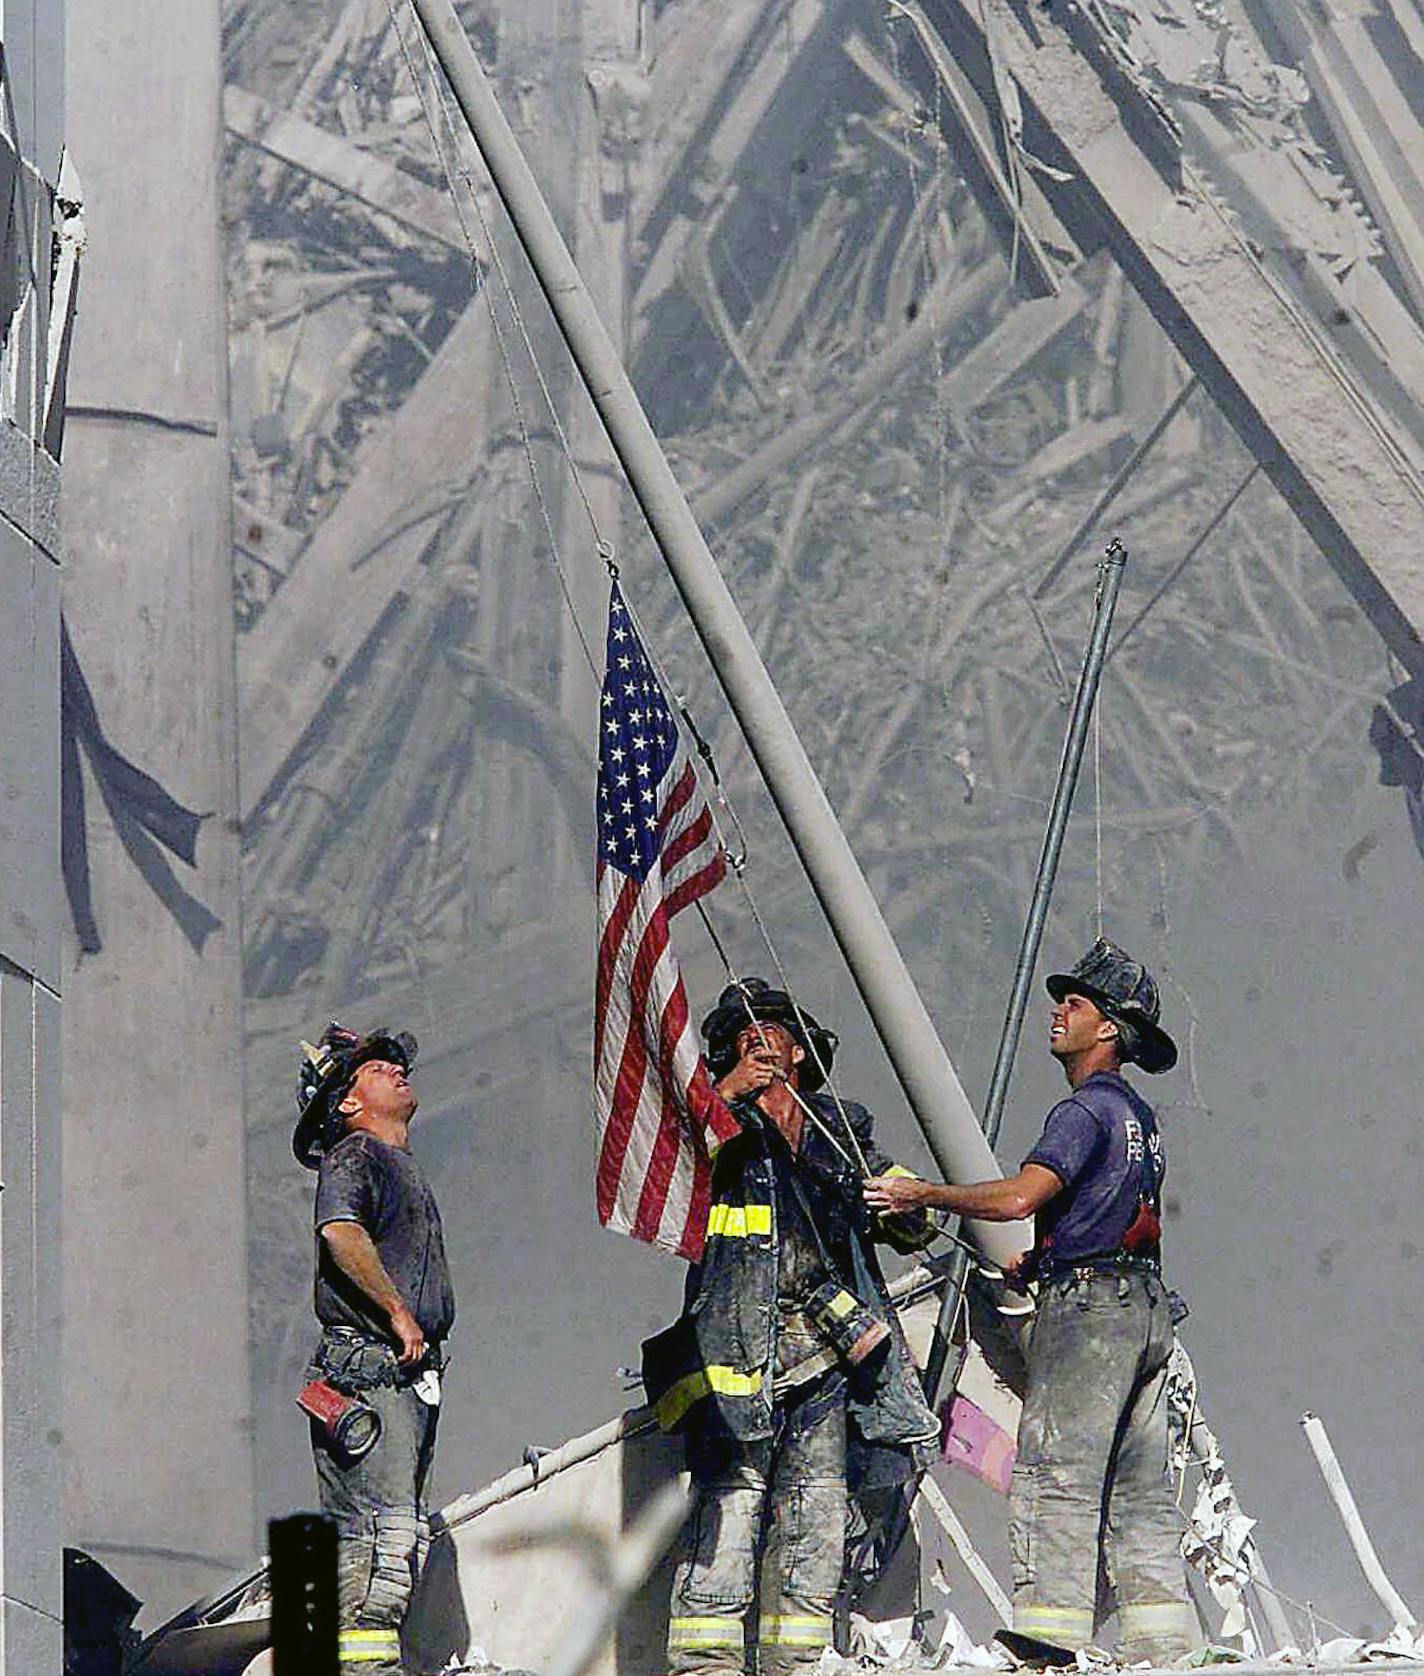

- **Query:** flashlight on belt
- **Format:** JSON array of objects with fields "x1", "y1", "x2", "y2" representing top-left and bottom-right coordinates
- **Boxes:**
[
  {"x1": 804, "y1": 1279, "x2": 891, "y2": 1368},
  {"x1": 296, "y1": 1379, "x2": 383, "y2": 1460}
]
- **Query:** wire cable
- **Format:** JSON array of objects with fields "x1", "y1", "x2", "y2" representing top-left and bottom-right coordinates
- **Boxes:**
[
  {"x1": 383, "y1": 0, "x2": 601, "y2": 677},
  {"x1": 389, "y1": 0, "x2": 919, "y2": 1191}
]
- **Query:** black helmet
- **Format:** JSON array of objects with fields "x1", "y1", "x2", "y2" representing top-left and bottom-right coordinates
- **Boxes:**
[
  {"x1": 701, "y1": 978, "x2": 838, "y2": 1093},
  {"x1": 1045, "y1": 938, "x2": 1177, "y2": 1074},
  {"x1": 293, "y1": 1022, "x2": 418, "y2": 1168}
]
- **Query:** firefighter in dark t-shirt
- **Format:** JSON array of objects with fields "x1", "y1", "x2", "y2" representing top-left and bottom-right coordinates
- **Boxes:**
[
  {"x1": 865, "y1": 940, "x2": 1194, "y2": 1665},
  {"x1": 294, "y1": 1023, "x2": 455, "y2": 1676}
]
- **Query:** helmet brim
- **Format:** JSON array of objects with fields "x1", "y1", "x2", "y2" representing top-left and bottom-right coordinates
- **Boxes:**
[
  {"x1": 701, "y1": 992, "x2": 838, "y2": 1093},
  {"x1": 293, "y1": 1031, "x2": 417, "y2": 1167},
  {"x1": 1044, "y1": 974, "x2": 1177, "y2": 1075}
]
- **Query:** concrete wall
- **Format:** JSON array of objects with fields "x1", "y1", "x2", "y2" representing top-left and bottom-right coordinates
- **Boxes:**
[
  {"x1": 62, "y1": 0, "x2": 252, "y2": 1626},
  {"x1": 0, "y1": 2, "x2": 65, "y2": 1668}
]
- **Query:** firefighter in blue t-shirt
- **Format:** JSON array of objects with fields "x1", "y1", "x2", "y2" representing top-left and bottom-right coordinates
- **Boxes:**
[
  {"x1": 865, "y1": 939, "x2": 1194, "y2": 1666},
  {"x1": 294, "y1": 1023, "x2": 455, "y2": 1676}
]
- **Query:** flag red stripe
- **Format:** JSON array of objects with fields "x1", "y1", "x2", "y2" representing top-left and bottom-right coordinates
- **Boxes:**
[
  {"x1": 678, "y1": 1156, "x2": 712, "y2": 1260},
  {"x1": 666, "y1": 852, "x2": 725, "y2": 921},
  {"x1": 662, "y1": 805, "x2": 714, "y2": 874},
  {"x1": 631, "y1": 974, "x2": 696, "y2": 1239},
  {"x1": 594, "y1": 864, "x2": 642, "y2": 1073},
  {"x1": 656, "y1": 760, "x2": 696, "y2": 832},
  {"x1": 597, "y1": 898, "x2": 671, "y2": 1220}
]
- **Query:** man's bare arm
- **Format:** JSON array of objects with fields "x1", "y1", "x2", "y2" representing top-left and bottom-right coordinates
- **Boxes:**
[
  {"x1": 863, "y1": 1163, "x2": 1063, "y2": 1223},
  {"x1": 320, "y1": 1220, "x2": 426, "y2": 1364}
]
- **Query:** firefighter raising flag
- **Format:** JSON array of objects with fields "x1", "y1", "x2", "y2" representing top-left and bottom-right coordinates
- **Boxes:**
[{"x1": 594, "y1": 584, "x2": 739, "y2": 1259}]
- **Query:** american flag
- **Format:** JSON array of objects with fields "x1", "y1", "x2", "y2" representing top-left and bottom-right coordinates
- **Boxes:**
[{"x1": 594, "y1": 584, "x2": 739, "y2": 1260}]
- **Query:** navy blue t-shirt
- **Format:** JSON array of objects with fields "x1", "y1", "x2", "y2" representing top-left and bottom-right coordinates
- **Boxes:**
[
  {"x1": 1023, "y1": 1071, "x2": 1165, "y2": 1270},
  {"x1": 315, "y1": 1131, "x2": 456, "y2": 1343}
]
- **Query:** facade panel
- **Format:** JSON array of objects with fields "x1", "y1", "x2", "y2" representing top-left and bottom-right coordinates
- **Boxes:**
[{"x1": 0, "y1": 1, "x2": 65, "y2": 1670}]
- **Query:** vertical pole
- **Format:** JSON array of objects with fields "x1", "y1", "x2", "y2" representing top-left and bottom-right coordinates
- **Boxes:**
[
  {"x1": 923, "y1": 542, "x2": 1128, "y2": 1401},
  {"x1": 405, "y1": 0, "x2": 1029, "y2": 1269}
]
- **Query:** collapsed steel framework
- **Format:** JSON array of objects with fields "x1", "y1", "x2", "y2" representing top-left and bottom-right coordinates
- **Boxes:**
[
  {"x1": 223, "y1": 0, "x2": 1424, "y2": 1026},
  {"x1": 222, "y1": 0, "x2": 1424, "y2": 1536}
]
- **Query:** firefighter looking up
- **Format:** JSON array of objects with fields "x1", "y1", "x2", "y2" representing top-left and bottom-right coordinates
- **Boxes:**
[
  {"x1": 865, "y1": 939, "x2": 1194, "y2": 1666},
  {"x1": 293, "y1": 1023, "x2": 456, "y2": 1676},
  {"x1": 643, "y1": 978, "x2": 941, "y2": 1676}
]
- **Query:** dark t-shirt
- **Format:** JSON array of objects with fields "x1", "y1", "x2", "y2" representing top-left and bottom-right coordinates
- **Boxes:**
[
  {"x1": 1023, "y1": 1070, "x2": 1165, "y2": 1270},
  {"x1": 314, "y1": 1131, "x2": 456, "y2": 1343}
]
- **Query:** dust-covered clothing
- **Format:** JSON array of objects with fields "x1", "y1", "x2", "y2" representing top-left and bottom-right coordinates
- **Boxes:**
[
  {"x1": 1024, "y1": 1070, "x2": 1165, "y2": 1275},
  {"x1": 307, "y1": 1332, "x2": 440, "y2": 1676},
  {"x1": 1010, "y1": 1073, "x2": 1190, "y2": 1662},
  {"x1": 309, "y1": 1130, "x2": 455, "y2": 1676},
  {"x1": 1010, "y1": 1270, "x2": 1192, "y2": 1661},
  {"x1": 315, "y1": 1131, "x2": 455, "y2": 1344},
  {"x1": 668, "y1": 1375, "x2": 847, "y2": 1676},
  {"x1": 650, "y1": 1093, "x2": 939, "y2": 1675},
  {"x1": 642, "y1": 1094, "x2": 939, "y2": 1455}
]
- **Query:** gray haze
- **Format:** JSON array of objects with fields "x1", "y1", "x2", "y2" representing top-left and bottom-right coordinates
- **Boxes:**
[{"x1": 55, "y1": 0, "x2": 1424, "y2": 1641}]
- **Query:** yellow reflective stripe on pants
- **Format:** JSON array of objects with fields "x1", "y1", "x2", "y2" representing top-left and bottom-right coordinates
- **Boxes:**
[
  {"x1": 668, "y1": 1615, "x2": 743, "y2": 1646},
  {"x1": 706, "y1": 1203, "x2": 773, "y2": 1239},
  {"x1": 654, "y1": 1363, "x2": 763, "y2": 1430},
  {"x1": 759, "y1": 1613, "x2": 833, "y2": 1646},
  {"x1": 339, "y1": 1626, "x2": 401, "y2": 1662},
  {"x1": 1014, "y1": 1604, "x2": 1094, "y2": 1643}
]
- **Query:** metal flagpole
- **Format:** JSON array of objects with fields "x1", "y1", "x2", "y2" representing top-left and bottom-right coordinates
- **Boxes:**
[
  {"x1": 406, "y1": 0, "x2": 1028, "y2": 1268},
  {"x1": 923, "y1": 542, "x2": 1128, "y2": 1401}
]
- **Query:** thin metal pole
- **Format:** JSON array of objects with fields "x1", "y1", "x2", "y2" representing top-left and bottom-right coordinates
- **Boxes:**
[
  {"x1": 1301, "y1": 1412, "x2": 1418, "y2": 1630},
  {"x1": 923, "y1": 542, "x2": 1128, "y2": 1400},
  {"x1": 405, "y1": 0, "x2": 1028, "y2": 1268}
]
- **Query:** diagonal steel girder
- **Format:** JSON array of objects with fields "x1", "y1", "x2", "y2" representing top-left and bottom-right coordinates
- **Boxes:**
[{"x1": 928, "y1": 0, "x2": 1424, "y2": 671}]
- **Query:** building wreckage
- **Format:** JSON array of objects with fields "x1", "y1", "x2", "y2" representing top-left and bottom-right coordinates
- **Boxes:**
[{"x1": 74, "y1": 0, "x2": 1424, "y2": 1667}]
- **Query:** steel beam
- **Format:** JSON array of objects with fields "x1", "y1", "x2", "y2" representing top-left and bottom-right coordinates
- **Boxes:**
[
  {"x1": 928, "y1": 0, "x2": 1424, "y2": 670},
  {"x1": 225, "y1": 85, "x2": 473, "y2": 254}
]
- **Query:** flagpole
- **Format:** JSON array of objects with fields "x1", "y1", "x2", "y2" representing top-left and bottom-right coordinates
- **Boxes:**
[
  {"x1": 922, "y1": 542, "x2": 1126, "y2": 1402},
  {"x1": 407, "y1": 0, "x2": 1030, "y2": 1269}
]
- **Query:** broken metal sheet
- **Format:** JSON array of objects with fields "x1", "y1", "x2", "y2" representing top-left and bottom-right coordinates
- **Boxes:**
[{"x1": 1251, "y1": 2, "x2": 1424, "y2": 321}]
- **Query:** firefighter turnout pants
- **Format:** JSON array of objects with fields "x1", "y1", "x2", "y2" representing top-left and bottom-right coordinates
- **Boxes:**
[
  {"x1": 311, "y1": 1378, "x2": 439, "y2": 1674},
  {"x1": 1009, "y1": 1268, "x2": 1194, "y2": 1664},
  {"x1": 668, "y1": 1375, "x2": 846, "y2": 1676}
]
